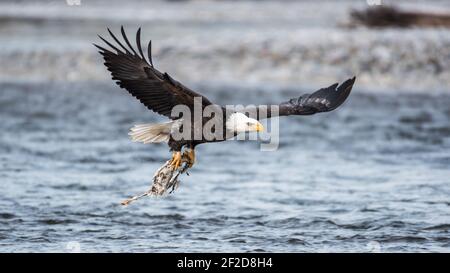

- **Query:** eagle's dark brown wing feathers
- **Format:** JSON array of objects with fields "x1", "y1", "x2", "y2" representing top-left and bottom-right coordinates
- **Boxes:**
[
  {"x1": 246, "y1": 77, "x2": 355, "y2": 119},
  {"x1": 94, "y1": 26, "x2": 212, "y2": 119},
  {"x1": 95, "y1": 27, "x2": 354, "y2": 121},
  {"x1": 278, "y1": 77, "x2": 355, "y2": 116}
]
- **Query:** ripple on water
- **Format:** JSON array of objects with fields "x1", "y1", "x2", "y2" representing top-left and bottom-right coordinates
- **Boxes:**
[{"x1": 1, "y1": 81, "x2": 450, "y2": 252}]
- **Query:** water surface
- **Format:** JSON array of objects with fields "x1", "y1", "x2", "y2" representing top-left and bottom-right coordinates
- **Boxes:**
[{"x1": 1, "y1": 82, "x2": 449, "y2": 252}]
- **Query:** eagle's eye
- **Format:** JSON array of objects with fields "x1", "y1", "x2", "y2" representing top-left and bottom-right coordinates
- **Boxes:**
[{"x1": 246, "y1": 122, "x2": 252, "y2": 126}]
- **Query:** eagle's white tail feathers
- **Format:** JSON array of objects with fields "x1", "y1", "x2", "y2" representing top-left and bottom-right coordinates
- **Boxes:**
[{"x1": 128, "y1": 122, "x2": 172, "y2": 144}]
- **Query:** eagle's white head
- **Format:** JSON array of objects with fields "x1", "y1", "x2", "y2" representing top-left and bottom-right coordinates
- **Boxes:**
[{"x1": 225, "y1": 112, "x2": 264, "y2": 134}]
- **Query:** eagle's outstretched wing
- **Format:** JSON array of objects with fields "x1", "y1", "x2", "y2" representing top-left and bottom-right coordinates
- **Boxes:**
[
  {"x1": 94, "y1": 26, "x2": 213, "y2": 119},
  {"x1": 244, "y1": 77, "x2": 356, "y2": 120}
]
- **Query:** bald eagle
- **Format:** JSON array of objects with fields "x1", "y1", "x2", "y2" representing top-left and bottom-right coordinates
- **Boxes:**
[{"x1": 94, "y1": 27, "x2": 355, "y2": 171}]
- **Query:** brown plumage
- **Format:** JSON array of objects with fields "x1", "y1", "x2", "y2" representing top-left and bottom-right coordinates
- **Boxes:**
[
  {"x1": 94, "y1": 26, "x2": 356, "y2": 161},
  {"x1": 94, "y1": 26, "x2": 213, "y2": 119}
]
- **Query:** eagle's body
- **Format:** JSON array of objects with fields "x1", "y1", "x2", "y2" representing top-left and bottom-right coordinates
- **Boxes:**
[{"x1": 95, "y1": 27, "x2": 356, "y2": 169}]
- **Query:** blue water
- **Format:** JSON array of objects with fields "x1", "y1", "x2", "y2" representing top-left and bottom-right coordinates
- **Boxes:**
[
  {"x1": 1, "y1": 82, "x2": 449, "y2": 252},
  {"x1": 1, "y1": 0, "x2": 450, "y2": 252}
]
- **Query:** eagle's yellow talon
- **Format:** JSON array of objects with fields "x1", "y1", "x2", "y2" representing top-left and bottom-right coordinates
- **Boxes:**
[
  {"x1": 182, "y1": 148, "x2": 195, "y2": 168},
  {"x1": 170, "y1": 151, "x2": 182, "y2": 170}
]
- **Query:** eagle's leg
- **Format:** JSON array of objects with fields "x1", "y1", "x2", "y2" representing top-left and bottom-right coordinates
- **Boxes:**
[
  {"x1": 182, "y1": 147, "x2": 195, "y2": 168},
  {"x1": 169, "y1": 151, "x2": 182, "y2": 170}
]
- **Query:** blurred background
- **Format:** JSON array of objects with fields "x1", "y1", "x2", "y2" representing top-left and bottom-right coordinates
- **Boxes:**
[{"x1": 0, "y1": 0, "x2": 449, "y2": 252}]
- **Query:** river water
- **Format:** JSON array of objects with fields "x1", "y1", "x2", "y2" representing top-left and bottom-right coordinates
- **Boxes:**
[{"x1": 0, "y1": 0, "x2": 449, "y2": 252}]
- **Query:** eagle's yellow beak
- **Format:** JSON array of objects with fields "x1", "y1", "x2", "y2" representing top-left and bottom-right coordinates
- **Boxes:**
[{"x1": 255, "y1": 122, "x2": 264, "y2": 132}]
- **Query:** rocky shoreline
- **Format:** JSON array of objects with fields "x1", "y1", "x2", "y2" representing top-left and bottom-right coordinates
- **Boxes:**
[{"x1": 0, "y1": 0, "x2": 449, "y2": 92}]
